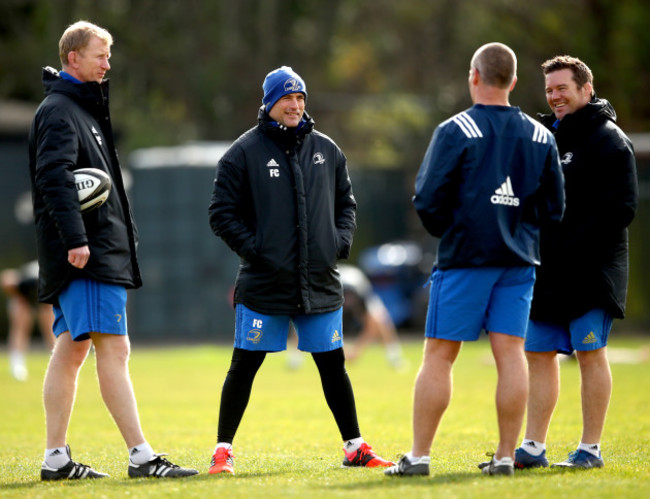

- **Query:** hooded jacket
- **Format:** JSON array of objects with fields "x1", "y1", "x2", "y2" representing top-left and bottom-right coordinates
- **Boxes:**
[
  {"x1": 29, "y1": 67, "x2": 141, "y2": 304},
  {"x1": 530, "y1": 97, "x2": 638, "y2": 322},
  {"x1": 209, "y1": 108, "x2": 356, "y2": 315}
]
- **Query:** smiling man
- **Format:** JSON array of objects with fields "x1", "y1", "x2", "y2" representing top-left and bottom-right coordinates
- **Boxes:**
[
  {"x1": 207, "y1": 66, "x2": 393, "y2": 474},
  {"x1": 515, "y1": 56, "x2": 638, "y2": 470}
]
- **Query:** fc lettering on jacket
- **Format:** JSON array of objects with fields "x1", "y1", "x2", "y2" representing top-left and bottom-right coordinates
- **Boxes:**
[{"x1": 266, "y1": 158, "x2": 280, "y2": 178}]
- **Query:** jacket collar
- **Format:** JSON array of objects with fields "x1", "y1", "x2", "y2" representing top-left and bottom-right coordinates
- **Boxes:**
[
  {"x1": 257, "y1": 106, "x2": 315, "y2": 146},
  {"x1": 42, "y1": 66, "x2": 110, "y2": 113},
  {"x1": 538, "y1": 94, "x2": 616, "y2": 132}
]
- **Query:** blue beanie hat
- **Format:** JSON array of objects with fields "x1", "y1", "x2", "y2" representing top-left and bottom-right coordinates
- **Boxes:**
[{"x1": 262, "y1": 66, "x2": 307, "y2": 111}]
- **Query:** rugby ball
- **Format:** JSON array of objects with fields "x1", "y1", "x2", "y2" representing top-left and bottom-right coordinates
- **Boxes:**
[{"x1": 74, "y1": 168, "x2": 112, "y2": 213}]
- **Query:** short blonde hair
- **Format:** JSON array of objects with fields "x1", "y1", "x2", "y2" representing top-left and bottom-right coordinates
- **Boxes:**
[{"x1": 59, "y1": 21, "x2": 113, "y2": 67}]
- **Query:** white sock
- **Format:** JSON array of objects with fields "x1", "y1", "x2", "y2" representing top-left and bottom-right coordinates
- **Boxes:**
[
  {"x1": 214, "y1": 442, "x2": 232, "y2": 453},
  {"x1": 405, "y1": 452, "x2": 430, "y2": 464},
  {"x1": 521, "y1": 439, "x2": 546, "y2": 456},
  {"x1": 344, "y1": 437, "x2": 365, "y2": 452},
  {"x1": 9, "y1": 350, "x2": 28, "y2": 380},
  {"x1": 44, "y1": 446, "x2": 70, "y2": 469},
  {"x1": 385, "y1": 343, "x2": 404, "y2": 366},
  {"x1": 129, "y1": 442, "x2": 155, "y2": 464},
  {"x1": 578, "y1": 442, "x2": 601, "y2": 457},
  {"x1": 493, "y1": 456, "x2": 514, "y2": 466},
  {"x1": 9, "y1": 350, "x2": 26, "y2": 367}
]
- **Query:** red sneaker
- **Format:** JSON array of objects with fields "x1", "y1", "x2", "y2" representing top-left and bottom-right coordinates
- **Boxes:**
[
  {"x1": 342, "y1": 443, "x2": 395, "y2": 468},
  {"x1": 209, "y1": 447, "x2": 234, "y2": 475}
]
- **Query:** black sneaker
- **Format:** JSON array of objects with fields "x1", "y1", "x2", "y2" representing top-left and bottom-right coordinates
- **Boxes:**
[
  {"x1": 41, "y1": 445, "x2": 109, "y2": 481},
  {"x1": 478, "y1": 453, "x2": 514, "y2": 476},
  {"x1": 128, "y1": 453, "x2": 199, "y2": 478},
  {"x1": 384, "y1": 454, "x2": 430, "y2": 476}
]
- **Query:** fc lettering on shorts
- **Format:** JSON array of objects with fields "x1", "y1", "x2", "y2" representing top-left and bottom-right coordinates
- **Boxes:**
[{"x1": 252, "y1": 318, "x2": 263, "y2": 329}]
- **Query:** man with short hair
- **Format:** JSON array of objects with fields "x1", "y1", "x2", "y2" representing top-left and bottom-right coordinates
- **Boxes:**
[
  {"x1": 514, "y1": 55, "x2": 638, "y2": 470},
  {"x1": 385, "y1": 42, "x2": 565, "y2": 477},
  {"x1": 30, "y1": 20, "x2": 198, "y2": 480},
  {"x1": 207, "y1": 66, "x2": 394, "y2": 475}
]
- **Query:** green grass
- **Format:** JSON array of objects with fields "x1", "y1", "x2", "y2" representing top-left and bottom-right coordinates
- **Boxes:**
[{"x1": 2, "y1": 335, "x2": 650, "y2": 498}]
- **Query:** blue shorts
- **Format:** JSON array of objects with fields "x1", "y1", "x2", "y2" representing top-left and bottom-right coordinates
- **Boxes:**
[
  {"x1": 234, "y1": 304, "x2": 343, "y2": 353},
  {"x1": 525, "y1": 309, "x2": 612, "y2": 355},
  {"x1": 425, "y1": 266, "x2": 535, "y2": 341},
  {"x1": 53, "y1": 278, "x2": 128, "y2": 341}
]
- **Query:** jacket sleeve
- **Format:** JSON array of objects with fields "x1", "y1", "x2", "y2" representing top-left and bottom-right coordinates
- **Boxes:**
[
  {"x1": 208, "y1": 147, "x2": 257, "y2": 261},
  {"x1": 33, "y1": 108, "x2": 88, "y2": 250},
  {"x1": 413, "y1": 126, "x2": 460, "y2": 238},
  {"x1": 599, "y1": 132, "x2": 638, "y2": 233},
  {"x1": 539, "y1": 138, "x2": 566, "y2": 224},
  {"x1": 334, "y1": 147, "x2": 356, "y2": 259}
]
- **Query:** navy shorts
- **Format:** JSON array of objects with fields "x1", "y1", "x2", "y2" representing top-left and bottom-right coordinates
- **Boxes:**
[
  {"x1": 53, "y1": 278, "x2": 128, "y2": 341},
  {"x1": 234, "y1": 304, "x2": 343, "y2": 353},
  {"x1": 525, "y1": 308, "x2": 612, "y2": 355},
  {"x1": 425, "y1": 266, "x2": 535, "y2": 341}
]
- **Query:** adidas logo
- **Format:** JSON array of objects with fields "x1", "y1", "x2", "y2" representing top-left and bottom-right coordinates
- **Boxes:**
[
  {"x1": 490, "y1": 176, "x2": 520, "y2": 207},
  {"x1": 524, "y1": 441, "x2": 538, "y2": 448},
  {"x1": 266, "y1": 158, "x2": 279, "y2": 167},
  {"x1": 582, "y1": 331, "x2": 597, "y2": 344},
  {"x1": 331, "y1": 330, "x2": 341, "y2": 343},
  {"x1": 49, "y1": 449, "x2": 63, "y2": 456}
]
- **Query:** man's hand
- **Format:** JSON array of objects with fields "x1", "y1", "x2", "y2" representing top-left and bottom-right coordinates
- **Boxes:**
[{"x1": 68, "y1": 245, "x2": 90, "y2": 268}]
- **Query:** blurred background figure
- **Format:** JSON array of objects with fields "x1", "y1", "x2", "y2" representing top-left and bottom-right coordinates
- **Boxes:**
[
  {"x1": 1, "y1": 260, "x2": 54, "y2": 381},
  {"x1": 287, "y1": 263, "x2": 406, "y2": 370},
  {"x1": 357, "y1": 241, "x2": 432, "y2": 331},
  {"x1": 340, "y1": 264, "x2": 405, "y2": 369}
]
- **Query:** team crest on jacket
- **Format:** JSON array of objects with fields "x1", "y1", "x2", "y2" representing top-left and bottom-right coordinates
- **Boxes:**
[
  {"x1": 313, "y1": 152, "x2": 326, "y2": 165},
  {"x1": 561, "y1": 152, "x2": 574, "y2": 165}
]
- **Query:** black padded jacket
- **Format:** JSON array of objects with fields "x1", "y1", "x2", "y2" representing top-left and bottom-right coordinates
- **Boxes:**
[
  {"x1": 530, "y1": 97, "x2": 638, "y2": 322},
  {"x1": 209, "y1": 108, "x2": 356, "y2": 315},
  {"x1": 28, "y1": 67, "x2": 141, "y2": 303}
]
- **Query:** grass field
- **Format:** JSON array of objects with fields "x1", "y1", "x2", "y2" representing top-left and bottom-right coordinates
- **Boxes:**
[{"x1": 2, "y1": 335, "x2": 649, "y2": 498}]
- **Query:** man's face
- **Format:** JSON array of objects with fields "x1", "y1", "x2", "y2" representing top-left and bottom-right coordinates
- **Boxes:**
[
  {"x1": 70, "y1": 36, "x2": 111, "y2": 84},
  {"x1": 269, "y1": 93, "x2": 305, "y2": 128},
  {"x1": 545, "y1": 68, "x2": 592, "y2": 120}
]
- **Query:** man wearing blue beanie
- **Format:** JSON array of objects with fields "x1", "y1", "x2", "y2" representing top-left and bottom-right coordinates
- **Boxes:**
[
  {"x1": 207, "y1": 67, "x2": 394, "y2": 474},
  {"x1": 262, "y1": 66, "x2": 307, "y2": 113}
]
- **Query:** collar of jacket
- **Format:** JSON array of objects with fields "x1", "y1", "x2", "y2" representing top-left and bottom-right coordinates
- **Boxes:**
[
  {"x1": 42, "y1": 66, "x2": 110, "y2": 114},
  {"x1": 538, "y1": 94, "x2": 616, "y2": 133},
  {"x1": 257, "y1": 106, "x2": 315, "y2": 147}
]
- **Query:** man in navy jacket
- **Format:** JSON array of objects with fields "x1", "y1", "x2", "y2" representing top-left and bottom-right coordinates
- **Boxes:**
[
  {"x1": 30, "y1": 21, "x2": 197, "y2": 481},
  {"x1": 208, "y1": 66, "x2": 393, "y2": 474},
  {"x1": 386, "y1": 43, "x2": 565, "y2": 477},
  {"x1": 515, "y1": 56, "x2": 638, "y2": 470}
]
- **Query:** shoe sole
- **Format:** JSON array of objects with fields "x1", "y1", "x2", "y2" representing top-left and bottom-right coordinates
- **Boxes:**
[{"x1": 551, "y1": 463, "x2": 604, "y2": 469}]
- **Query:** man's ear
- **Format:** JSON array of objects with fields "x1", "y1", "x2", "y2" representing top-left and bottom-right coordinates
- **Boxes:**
[
  {"x1": 509, "y1": 75, "x2": 518, "y2": 92},
  {"x1": 66, "y1": 51, "x2": 78, "y2": 69}
]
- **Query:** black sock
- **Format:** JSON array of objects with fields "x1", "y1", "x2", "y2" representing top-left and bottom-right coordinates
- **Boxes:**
[
  {"x1": 217, "y1": 348, "x2": 266, "y2": 443},
  {"x1": 311, "y1": 348, "x2": 361, "y2": 441}
]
